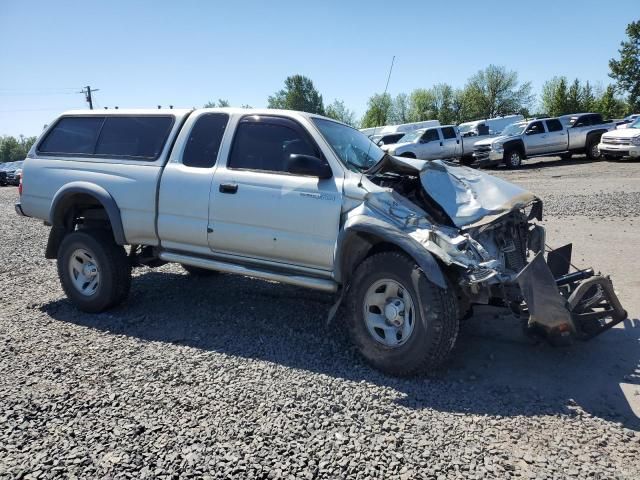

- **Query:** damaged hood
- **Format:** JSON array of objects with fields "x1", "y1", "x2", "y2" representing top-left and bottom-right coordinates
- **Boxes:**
[{"x1": 371, "y1": 156, "x2": 538, "y2": 228}]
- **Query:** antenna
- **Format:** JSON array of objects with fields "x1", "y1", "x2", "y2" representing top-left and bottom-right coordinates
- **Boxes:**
[{"x1": 360, "y1": 55, "x2": 395, "y2": 187}]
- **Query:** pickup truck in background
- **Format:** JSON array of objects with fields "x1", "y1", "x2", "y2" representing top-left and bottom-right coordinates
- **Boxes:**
[
  {"x1": 473, "y1": 114, "x2": 616, "y2": 168},
  {"x1": 15, "y1": 108, "x2": 627, "y2": 375},
  {"x1": 380, "y1": 125, "x2": 487, "y2": 163},
  {"x1": 457, "y1": 114, "x2": 524, "y2": 138},
  {"x1": 598, "y1": 116, "x2": 640, "y2": 159}
]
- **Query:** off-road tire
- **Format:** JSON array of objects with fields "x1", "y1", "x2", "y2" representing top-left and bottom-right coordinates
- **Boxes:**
[
  {"x1": 57, "y1": 229, "x2": 131, "y2": 313},
  {"x1": 347, "y1": 251, "x2": 459, "y2": 376},
  {"x1": 585, "y1": 138, "x2": 602, "y2": 160},
  {"x1": 181, "y1": 264, "x2": 219, "y2": 277},
  {"x1": 504, "y1": 149, "x2": 522, "y2": 169}
]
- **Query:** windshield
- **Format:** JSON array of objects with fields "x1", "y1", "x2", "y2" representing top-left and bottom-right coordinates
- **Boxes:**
[
  {"x1": 631, "y1": 118, "x2": 640, "y2": 129},
  {"x1": 396, "y1": 129, "x2": 424, "y2": 143},
  {"x1": 501, "y1": 123, "x2": 526, "y2": 137},
  {"x1": 458, "y1": 124, "x2": 473, "y2": 134},
  {"x1": 312, "y1": 118, "x2": 385, "y2": 172}
]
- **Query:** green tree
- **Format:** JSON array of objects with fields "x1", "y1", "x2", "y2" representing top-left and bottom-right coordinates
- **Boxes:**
[
  {"x1": 541, "y1": 76, "x2": 568, "y2": 116},
  {"x1": 360, "y1": 93, "x2": 392, "y2": 128},
  {"x1": 325, "y1": 99, "x2": 357, "y2": 127},
  {"x1": 451, "y1": 88, "x2": 472, "y2": 123},
  {"x1": 609, "y1": 20, "x2": 640, "y2": 112},
  {"x1": 597, "y1": 85, "x2": 627, "y2": 119},
  {"x1": 389, "y1": 93, "x2": 410, "y2": 124},
  {"x1": 431, "y1": 83, "x2": 455, "y2": 124},
  {"x1": 567, "y1": 79, "x2": 582, "y2": 113},
  {"x1": 0, "y1": 135, "x2": 37, "y2": 163},
  {"x1": 267, "y1": 74, "x2": 324, "y2": 114},
  {"x1": 204, "y1": 99, "x2": 230, "y2": 108},
  {"x1": 582, "y1": 81, "x2": 596, "y2": 112},
  {"x1": 464, "y1": 65, "x2": 534, "y2": 118},
  {"x1": 407, "y1": 88, "x2": 437, "y2": 122}
]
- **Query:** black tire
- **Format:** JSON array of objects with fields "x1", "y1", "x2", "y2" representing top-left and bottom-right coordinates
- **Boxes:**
[
  {"x1": 347, "y1": 251, "x2": 459, "y2": 376},
  {"x1": 181, "y1": 264, "x2": 218, "y2": 277},
  {"x1": 504, "y1": 149, "x2": 522, "y2": 169},
  {"x1": 560, "y1": 152, "x2": 573, "y2": 160},
  {"x1": 399, "y1": 152, "x2": 416, "y2": 159},
  {"x1": 57, "y1": 230, "x2": 131, "y2": 313},
  {"x1": 585, "y1": 138, "x2": 602, "y2": 160}
]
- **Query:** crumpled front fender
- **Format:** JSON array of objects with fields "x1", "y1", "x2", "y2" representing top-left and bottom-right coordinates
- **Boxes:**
[{"x1": 335, "y1": 212, "x2": 447, "y2": 289}]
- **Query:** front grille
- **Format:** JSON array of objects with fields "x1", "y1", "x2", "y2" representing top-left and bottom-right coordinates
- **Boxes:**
[
  {"x1": 602, "y1": 137, "x2": 631, "y2": 146},
  {"x1": 473, "y1": 145, "x2": 492, "y2": 161},
  {"x1": 503, "y1": 227, "x2": 527, "y2": 273}
]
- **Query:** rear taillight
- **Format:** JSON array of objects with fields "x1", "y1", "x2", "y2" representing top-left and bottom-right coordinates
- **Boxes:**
[{"x1": 18, "y1": 175, "x2": 23, "y2": 195}]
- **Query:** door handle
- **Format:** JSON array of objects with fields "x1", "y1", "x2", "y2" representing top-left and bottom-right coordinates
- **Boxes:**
[{"x1": 219, "y1": 183, "x2": 238, "y2": 194}]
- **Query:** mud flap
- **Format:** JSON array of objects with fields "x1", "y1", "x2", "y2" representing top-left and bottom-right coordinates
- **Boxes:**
[{"x1": 516, "y1": 253, "x2": 576, "y2": 339}]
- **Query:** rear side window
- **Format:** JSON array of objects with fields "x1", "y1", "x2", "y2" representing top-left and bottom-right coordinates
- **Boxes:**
[
  {"x1": 228, "y1": 117, "x2": 318, "y2": 173},
  {"x1": 545, "y1": 119, "x2": 563, "y2": 132},
  {"x1": 39, "y1": 117, "x2": 104, "y2": 154},
  {"x1": 38, "y1": 115, "x2": 174, "y2": 160},
  {"x1": 95, "y1": 116, "x2": 173, "y2": 159},
  {"x1": 182, "y1": 113, "x2": 229, "y2": 168},
  {"x1": 441, "y1": 127, "x2": 457, "y2": 139}
]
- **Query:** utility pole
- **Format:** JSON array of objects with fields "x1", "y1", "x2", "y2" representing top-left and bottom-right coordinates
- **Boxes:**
[{"x1": 79, "y1": 86, "x2": 100, "y2": 109}]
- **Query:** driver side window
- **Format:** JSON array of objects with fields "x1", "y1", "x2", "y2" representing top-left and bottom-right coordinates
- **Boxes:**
[
  {"x1": 421, "y1": 129, "x2": 440, "y2": 143},
  {"x1": 526, "y1": 121, "x2": 545, "y2": 135}
]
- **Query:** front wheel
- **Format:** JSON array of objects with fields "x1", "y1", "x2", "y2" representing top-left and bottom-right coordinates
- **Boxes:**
[
  {"x1": 504, "y1": 149, "x2": 522, "y2": 169},
  {"x1": 57, "y1": 230, "x2": 131, "y2": 313},
  {"x1": 585, "y1": 139, "x2": 602, "y2": 160},
  {"x1": 347, "y1": 252, "x2": 459, "y2": 376}
]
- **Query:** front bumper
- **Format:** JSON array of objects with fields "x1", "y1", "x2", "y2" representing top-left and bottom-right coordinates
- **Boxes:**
[
  {"x1": 472, "y1": 148, "x2": 503, "y2": 167},
  {"x1": 516, "y1": 248, "x2": 627, "y2": 342},
  {"x1": 598, "y1": 142, "x2": 640, "y2": 158}
]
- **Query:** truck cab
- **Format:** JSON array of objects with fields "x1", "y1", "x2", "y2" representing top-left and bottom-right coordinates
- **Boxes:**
[{"x1": 380, "y1": 125, "x2": 461, "y2": 160}]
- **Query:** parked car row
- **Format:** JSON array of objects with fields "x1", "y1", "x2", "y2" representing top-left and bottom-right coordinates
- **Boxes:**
[
  {"x1": 0, "y1": 161, "x2": 23, "y2": 186},
  {"x1": 472, "y1": 113, "x2": 616, "y2": 168}
]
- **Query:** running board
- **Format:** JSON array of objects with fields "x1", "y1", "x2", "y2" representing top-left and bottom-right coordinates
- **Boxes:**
[{"x1": 158, "y1": 251, "x2": 338, "y2": 293}]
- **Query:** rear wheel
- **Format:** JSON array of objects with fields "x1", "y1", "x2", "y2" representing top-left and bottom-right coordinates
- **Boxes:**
[
  {"x1": 585, "y1": 138, "x2": 601, "y2": 160},
  {"x1": 57, "y1": 230, "x2": 131, "y2": 312},
  {"x1": 347, "y1": 252, "x2": 459, "y2": 376},
  {"x1": 181, "y1": 264, "x2": 219, "y2": 277},
  {"x1": 504, "y1": 149, "x2": 522, "y2": 169}
]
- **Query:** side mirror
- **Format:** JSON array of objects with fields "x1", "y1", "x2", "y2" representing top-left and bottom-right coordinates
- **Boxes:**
[{"x1": 287, "y1": 154, "x2": 333, "y2": 179}]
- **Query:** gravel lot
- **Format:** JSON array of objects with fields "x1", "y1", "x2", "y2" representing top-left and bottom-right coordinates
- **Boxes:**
[{"x1": 1, "y1": 156, "x2": 639, "y2": 479}]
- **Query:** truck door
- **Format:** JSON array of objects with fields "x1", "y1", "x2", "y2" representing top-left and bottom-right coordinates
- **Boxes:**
[
  {"x1": 544, "y1": 119, "x2": 568, "y2": 151},
  {"x1": 208, "y1": 115, "x2": 342, "y2": 271},
  {"x1": 523, "y1": 121, "x2": 548, "y2": 154},
  {"x1": 440, "y1": 126, "x2": 460, "y2": 158},
  {"x1": 415, "y1": 128, "x2": 443, "y2": 159},
  {"x1": 157, "y1": 112, "x2": 230, "y2": 254}
]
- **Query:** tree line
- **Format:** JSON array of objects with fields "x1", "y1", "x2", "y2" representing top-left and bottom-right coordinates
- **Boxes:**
[
  {"x1": 0, "y1": 135, "x2": 37, "y2": 164},
  {"x1": 207, "y1": 19, "x2": 639, "y2": 128}
]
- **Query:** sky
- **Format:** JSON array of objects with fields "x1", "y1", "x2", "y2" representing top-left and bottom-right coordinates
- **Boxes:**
[{"x1": 0, "y1": 0, "x2": 637, "y2": 137}]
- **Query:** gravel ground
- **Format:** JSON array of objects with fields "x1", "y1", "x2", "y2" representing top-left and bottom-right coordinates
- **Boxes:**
[{"x1": 1, "y1": 156, "x2": 639, "y2": 479}]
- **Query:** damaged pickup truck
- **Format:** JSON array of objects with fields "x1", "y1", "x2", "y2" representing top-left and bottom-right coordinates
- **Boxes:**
[{"x1": 16, "y1": 108, "x2": 627, "y2": 376}]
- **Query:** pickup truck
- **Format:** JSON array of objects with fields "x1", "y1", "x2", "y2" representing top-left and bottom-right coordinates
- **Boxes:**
[
  {"x1": 16, "y1": 108, "x2": 627, "y2": 375},
  {"x1": 473, "y1": 114, "x2": 616, "y2": 168},
  {"x1": 598, "y1": 116, "x2": 640, "y2": 159},
  {"x1": 380, "y1": 124, "x2": 487, "y2": 164}
]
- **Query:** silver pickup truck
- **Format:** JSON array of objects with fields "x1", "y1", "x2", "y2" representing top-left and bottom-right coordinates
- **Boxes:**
[
  {"x1": 380, "y1": 124, "x2": 487, "y2": 164},
  {"x1": 16, "y1": 108, "x2": 627, "y2": 375},
  {"x1": 473, "y1": 113, "x2": 616, "y2": 168}
]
